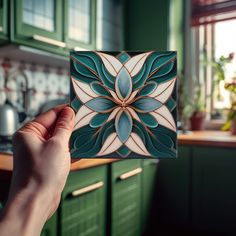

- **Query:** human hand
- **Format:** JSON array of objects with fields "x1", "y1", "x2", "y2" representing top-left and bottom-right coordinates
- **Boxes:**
[{"x1": 0, "y1": 105, "x2": 75, "y2": 236}]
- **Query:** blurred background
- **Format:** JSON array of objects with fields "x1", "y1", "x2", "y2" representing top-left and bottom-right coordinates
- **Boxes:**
[{"x1": 0, "y1": 0, "x2": 236, "y2": 236}]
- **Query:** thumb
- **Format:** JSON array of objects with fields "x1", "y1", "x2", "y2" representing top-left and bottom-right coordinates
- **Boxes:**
[{"x1": 53, "y1": 106, "x2": 75, "y2": 143}]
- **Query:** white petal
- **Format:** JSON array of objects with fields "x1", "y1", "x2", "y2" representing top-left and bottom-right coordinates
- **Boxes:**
[
  {"x1": 96, "y1": 52, "x2": 123, "y2": 76},
  {"x1": 124, "y1": 52, "x2": 153, "y2": 76},
  {"x1": 109, "y1": 90, "x2": 122, "y2": 104},
  {"x1": 71, "y1": 77, "x2": 98, "y2": 103},
  {"x1": 126, "y1": 90, "x2": 139, "y2": 103},
  {"x1": 149, "y1": 77, "x2": 176, "y2": 103},
  {"x1": 126, "y1": 107, "x2": 141, "y2": 122},
  {"x1": 74, "y1": 105, "x2": 97, "y2": 130},
  {"x1": 107, "y1": 107, "x2": 121, "y2": 121},
  {"x1": 150, "y1": 105, "x2": 176, "y2": 132},
  {"x1": 97, "y1": 133, "x2": 122, "y2": 156},
  {"x1": 125, "y1": 133, "x2": 150, "y2": 156}
]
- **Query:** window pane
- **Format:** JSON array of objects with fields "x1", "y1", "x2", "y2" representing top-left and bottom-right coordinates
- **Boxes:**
[
  {"x1": 68, "y1": 0, "x2": 91, "y2": 44},
  {"x1": 22, "y1": 0, "x2": 54, "y2": 32}
]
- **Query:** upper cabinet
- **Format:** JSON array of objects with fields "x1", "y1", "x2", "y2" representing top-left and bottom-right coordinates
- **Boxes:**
[
  {"x1": 11, "y1": 0, "x2": 96, "y2": 54},
  {"x1": 64, "y1": 0, "x2": 96, "y2": 50},
  {"x1": 0, "y1": 0, "x2": 8, "y2": 41},
  {"x1": 13, "y1": 0, "x2": 65, "y2": 52}
]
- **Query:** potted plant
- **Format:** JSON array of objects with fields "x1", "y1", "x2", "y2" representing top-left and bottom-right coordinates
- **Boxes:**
[
  {"x1": 183, "y1": 83, "x2": 206, "y2": 131},
  {"x1": 222, "y1": 79, "x2": 236, "y2": 135}
]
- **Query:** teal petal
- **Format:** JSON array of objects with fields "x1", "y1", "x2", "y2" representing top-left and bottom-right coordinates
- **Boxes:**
[
  {"x1": 89, "y1": 113, "x2": 110, "y2": 128},
  {"x1": 115, "y1": 110, "x2": 132, "y2": 142},
  {"x1": 138, "y1": 113, "x2": 158, "y2": 128},
  {"x1": 117, "y1": 52, "x2": 130, "y2": 64},
  {"x1": 115, "y1": 67, "x2": 132, "y2": 100},
  {"x1": 166, "y1": 97, "x2": 176, "y2": 111},
  {"x1": 132, "y1": 97, "x2": 162, "y2": 112},
  {"x1": 86, "y1": 98, "x2": 116, "y2": 112},
  {"x1": 138, "y1": 82, "x2": 157, "y2": 97},
  {"x1": 90, "y1": 82, "x2": 110, "y2": 96},
  {"x1": 117, "y1": 146, "x2": 131, "y2": 157}
]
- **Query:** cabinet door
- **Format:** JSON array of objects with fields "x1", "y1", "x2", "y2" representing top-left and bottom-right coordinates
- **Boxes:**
[
  {"x1": 64, "y1": 0, "x2": 96, "y2": 50},
  {"x1": 141, "y1": 159, "x2": 159, "y2": 233},
  {"x1": 155, "y1": 145, "x2": 191, "y2": 226},
  {"x1": 0, "y1": 0, "x2": 8, "y2": 40},
  {"x1": 60, "y1": 165, "x2": 107, "y2": 236},
  {"x1": 111, "y1": 160, "x2": 142, "y2": 236},
  {"x1": 192, "y1": 147, "x2": 236, "y2": 234},
  {"x1": 41, "y1": 213, "x2": 57, "y2": 236},
  {"x1": 14, "y1": 0, "x2": 65, "y2": 50}
]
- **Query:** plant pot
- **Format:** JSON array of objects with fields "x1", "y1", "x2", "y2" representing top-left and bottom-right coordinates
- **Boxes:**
[
  {"x1": 230, "y1": 119, "x2": 236, "y2": 135},
  {"x1": 190, "y1": 112, "x2": 205, "y2": 131}
]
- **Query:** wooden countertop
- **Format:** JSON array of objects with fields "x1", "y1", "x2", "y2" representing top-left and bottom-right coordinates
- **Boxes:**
[
  {"x1": 178, "y1": 130, "x2": 236, "y2": 148},
  {"x1": 1, "y1": 131, "x2": 235, "y2": 174}
]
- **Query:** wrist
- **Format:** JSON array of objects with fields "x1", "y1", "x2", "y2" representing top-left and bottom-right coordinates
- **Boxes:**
[{"x1": 0, "y1": 182, "x2": 53, "y2": 236}]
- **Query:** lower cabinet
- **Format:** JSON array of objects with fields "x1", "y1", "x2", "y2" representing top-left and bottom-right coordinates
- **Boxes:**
[
  {"x1": 141, "y1": 159, "x2": 159, "y2": 233},
  {"x1": 110, "y1": 160, "x2": 142, "y2": 236},
  {"x1": 59, "y1": 165, "x2": 108, "y2": 236},
  {"x1": 192, "y1": 147, "x2": 236, "y2": 235}
]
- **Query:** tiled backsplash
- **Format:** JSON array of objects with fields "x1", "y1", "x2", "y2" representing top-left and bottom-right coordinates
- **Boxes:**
[{"x1": 0, "y1": 59, "x2": 69, "y2": 116}]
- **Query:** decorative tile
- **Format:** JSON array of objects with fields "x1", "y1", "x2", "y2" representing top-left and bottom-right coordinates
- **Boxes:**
[{"x1": 70, "y1": 51, "x2": 177, "y2": 159}]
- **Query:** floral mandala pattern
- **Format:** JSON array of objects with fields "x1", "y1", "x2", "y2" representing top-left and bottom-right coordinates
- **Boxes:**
[{"x1": 70, "y1": 51, "x2": 177, "y2": 158}]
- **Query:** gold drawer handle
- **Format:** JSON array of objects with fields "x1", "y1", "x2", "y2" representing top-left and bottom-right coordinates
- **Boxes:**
[
  {"x1": 119, "y1": 167, "x2": 143, "y2": 180},
  {"x1": 71, "y1": 181, "x2": 104, "y2": 197},
  {"x1": 33, "y1": 34, "x2": 66, "y2": 48}
]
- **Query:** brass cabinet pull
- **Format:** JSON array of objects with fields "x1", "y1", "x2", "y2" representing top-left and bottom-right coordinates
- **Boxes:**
[
  {"x1": 119, "y1": 167, "x2": 143, "y2": 180},
  {"x1": 71, "y1": 181, "x2": 104, "y2": 197},
  {"x1": 33, "y1": 34, "x2": 66, "y2": 48}
]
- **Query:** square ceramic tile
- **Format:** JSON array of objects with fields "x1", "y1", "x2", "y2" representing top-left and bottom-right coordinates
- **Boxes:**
[{"x1": 70, "y1": 51, "x2": 177, "y2": 158}]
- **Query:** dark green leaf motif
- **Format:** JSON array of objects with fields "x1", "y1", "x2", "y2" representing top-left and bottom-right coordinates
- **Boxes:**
[{"x1": 132, "y1": 97, "x2": 162, "y2": 112}]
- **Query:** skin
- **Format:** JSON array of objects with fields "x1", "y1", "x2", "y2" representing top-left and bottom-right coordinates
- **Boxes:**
[{"x1": 0, "y1": 105, "x2": 75, "y2": 236}]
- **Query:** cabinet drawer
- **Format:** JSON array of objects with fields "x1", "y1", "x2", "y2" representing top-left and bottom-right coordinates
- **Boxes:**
[
  {"x1": 60, "y1": 165, "x2": 108, "y2": 236},
  {"x1": 111, "y1": 160, "x2": 142, "y2": 236}
]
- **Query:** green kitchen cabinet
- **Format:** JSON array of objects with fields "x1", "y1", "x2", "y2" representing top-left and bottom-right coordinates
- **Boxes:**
[
  {"x1": 0, "y1": 0, "x2": 8, "y2": 41},
  {"x1": 141, "y1": 159, "x2": 159, "y2": 233},
  {"x1": 64, "y1": 0, "x2": 96, "y2": 50},
  {"x1": 59, "y1": 165, "x2": 108, "y2": 236},
  {"x1": 155, "y1": 145, "x2": 191, "y2": 226},
  {"x1": 192, "y1": 146, "x2": 236, "y2": 235},
  {"x1": 110, "y1": 160, "x2": 142, "y2": 236},
  {"x1": 41, "y1": 213, "x2": 57, "y2": 236},
  {"x1": 12, "y1": 0, "x2": 66, "y2": 53}
]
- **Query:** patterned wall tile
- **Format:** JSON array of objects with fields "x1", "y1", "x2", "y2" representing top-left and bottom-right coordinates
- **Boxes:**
[
  {"x1": 0, "y1": 59, "x2": 69, "y2": 116},
  {"x1": 70, "y1": 51, "x2": 177, "y2": 159}
]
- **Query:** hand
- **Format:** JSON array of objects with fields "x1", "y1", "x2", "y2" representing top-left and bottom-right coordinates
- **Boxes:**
[{"x1": 0, "y1": 105, "x2": 75, "y2": 236}]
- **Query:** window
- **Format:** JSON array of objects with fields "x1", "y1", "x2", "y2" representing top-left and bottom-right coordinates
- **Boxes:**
[{"x1": 191, "y1": 0, "x2": 236, "y2": 119}]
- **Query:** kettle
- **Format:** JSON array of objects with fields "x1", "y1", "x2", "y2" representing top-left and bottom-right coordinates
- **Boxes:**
[{"x1": 0, "y1": 100, "x2": 19, "y2": 138}]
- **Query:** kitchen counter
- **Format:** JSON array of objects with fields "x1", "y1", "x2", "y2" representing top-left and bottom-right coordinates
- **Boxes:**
[
  {"x1": 1, "y1": 131, "x2": 236, "y2": 174},
  {"x1": 178, "y1": 130, "x2": 236, "y2": 148}
]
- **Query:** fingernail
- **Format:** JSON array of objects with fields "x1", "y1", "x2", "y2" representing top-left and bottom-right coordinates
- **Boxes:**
[{"x1": 62, "y1": 106, "x2": 75, "y2": 120}]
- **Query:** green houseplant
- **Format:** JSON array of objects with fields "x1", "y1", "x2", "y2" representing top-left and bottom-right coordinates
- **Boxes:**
[
  {"x1": 184, "y1": 85, "x2": 205, "y2": 130},
  {"x1": 222, "y1": 79, "x2": 236, "y2": 135}
]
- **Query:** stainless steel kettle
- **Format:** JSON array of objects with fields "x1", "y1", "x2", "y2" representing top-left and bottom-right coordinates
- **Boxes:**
[{"x1": 0, "y1": 100, "x2": 19, "y2": 138}]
